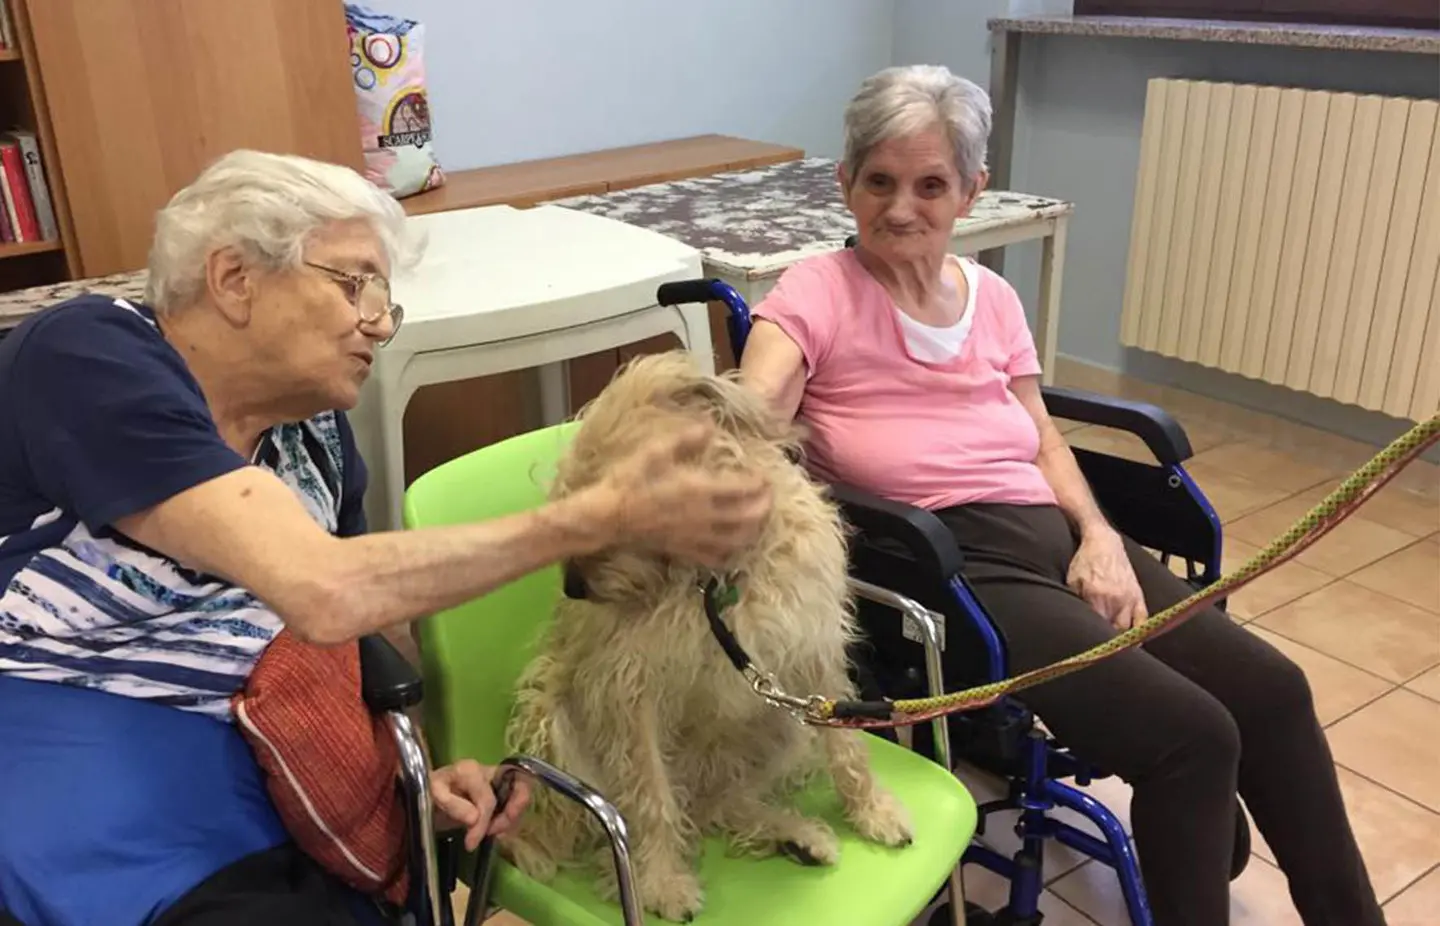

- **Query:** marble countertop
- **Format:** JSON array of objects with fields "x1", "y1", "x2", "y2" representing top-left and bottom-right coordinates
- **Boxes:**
[
  {"x1": 988, "y1": 14, "x2": 1439, "y2": 54},
  {"x1": 0, "y1": 270, "x2": 147, "y2": 330},
  {"x1": 553, "y1": 157, "x2": 1072, "y2": 281}
]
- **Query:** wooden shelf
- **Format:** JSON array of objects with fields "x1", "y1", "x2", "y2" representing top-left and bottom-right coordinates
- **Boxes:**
[
  {"x1": 0, "y1": 48, "x2": 19, "y2": 62},
  {"x1": 0, "y1": 238, "x2": 61, "y2": 259},
  {"x1": 401, "y1": 135, "x2": 806, "y2": 217}
]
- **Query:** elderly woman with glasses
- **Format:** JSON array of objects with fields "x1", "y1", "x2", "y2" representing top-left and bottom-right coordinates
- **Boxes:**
[
  {"x1": 0, "y1": 150, "x2": 771, "y2": 925},
  {"x1": 739, "y1": 66, "x2": 1383, "y2": 926}
]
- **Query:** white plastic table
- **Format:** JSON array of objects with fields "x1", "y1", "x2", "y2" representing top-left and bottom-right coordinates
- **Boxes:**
[{"x1": 349, "y1": 203, "x2": 711, "y2": 531}]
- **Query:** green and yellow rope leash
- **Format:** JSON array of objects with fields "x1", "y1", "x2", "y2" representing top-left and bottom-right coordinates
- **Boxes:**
[{"x1": 718, "y1": 411, "x2": 1440, "y2": 730}]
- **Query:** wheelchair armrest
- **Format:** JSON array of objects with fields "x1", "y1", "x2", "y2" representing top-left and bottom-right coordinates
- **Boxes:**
[
  {"x1": 358, "y1": 633, "x2": 424, "y2": 714},
  {"x1": 1042, "y1": 385, "x2": 1194, "y2": 465},
  {"x1": 828, "y1": 482, "x2": 964, "y2": 579}
]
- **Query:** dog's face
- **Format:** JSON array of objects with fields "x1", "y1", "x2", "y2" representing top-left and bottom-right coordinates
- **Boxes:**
[{"x1": 553, "y1": 350, "x2": 815, "y2": 605}]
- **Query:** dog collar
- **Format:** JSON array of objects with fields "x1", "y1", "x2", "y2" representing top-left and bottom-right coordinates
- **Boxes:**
[{"x1": 701, "y1": 576, "x2": 748, "y2": 673}]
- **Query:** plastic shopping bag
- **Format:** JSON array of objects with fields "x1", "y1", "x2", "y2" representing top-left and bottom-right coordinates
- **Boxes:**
[{"x1": 345, "y1": 4, "x2": 445, "y2": 198}]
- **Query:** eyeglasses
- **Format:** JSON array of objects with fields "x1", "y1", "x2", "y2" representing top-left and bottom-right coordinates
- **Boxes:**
[{"x1": 305, "y1": 261, "x2": 405, "y2": 347}]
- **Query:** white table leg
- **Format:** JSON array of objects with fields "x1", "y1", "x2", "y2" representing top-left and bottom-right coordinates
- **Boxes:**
[
  {"x1": 676, "y1": 302, "x2": 716, "y2": 374},
  {"x1": 538, "y1": 361, "x2": 571, "y2": 425},
  {"x1": 1036, "y1": 216, "x2": 1068, "y2": 386},
  {"x1": 380, "y1": 401, "x2": 409, "y2": 533}
]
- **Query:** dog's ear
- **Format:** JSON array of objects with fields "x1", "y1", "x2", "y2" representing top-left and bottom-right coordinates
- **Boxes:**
[{"x1": 564, "y1": 549, "x2": 672, "y2": 608}]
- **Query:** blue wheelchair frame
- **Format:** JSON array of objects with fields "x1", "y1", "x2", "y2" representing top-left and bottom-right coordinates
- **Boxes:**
[{"x1": 656, "y1": 277, "x2": 1241, "y2": 926}]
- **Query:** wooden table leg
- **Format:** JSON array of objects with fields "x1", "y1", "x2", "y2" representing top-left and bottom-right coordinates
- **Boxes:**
[{"x1": 1036, "y1": 216, "x2": 1068, "y2": 386}]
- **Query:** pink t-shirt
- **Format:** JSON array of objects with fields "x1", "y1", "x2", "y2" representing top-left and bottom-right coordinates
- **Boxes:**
[{"x1": 754, "y1": 249, "x2": 1057, "y2": 511}]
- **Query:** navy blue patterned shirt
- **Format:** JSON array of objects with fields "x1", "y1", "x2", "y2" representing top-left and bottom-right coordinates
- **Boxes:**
[{"x1": 0, "y1": 295, "x2": 368, "y2": 720}]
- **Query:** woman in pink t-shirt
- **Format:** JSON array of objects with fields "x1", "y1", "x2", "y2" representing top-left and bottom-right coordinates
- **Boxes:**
[{"x1": 740, "y1": 65, "x2": 1381, "y2": 926}]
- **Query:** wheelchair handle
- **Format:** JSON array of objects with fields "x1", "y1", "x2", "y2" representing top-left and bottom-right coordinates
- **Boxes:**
[
  {"x1": 655, "y1": 278, "x2": 753, "y2": 365},
  {"x1": 462, "y1": 773, "x2": 517, "y2": 926},
  {"x1": 467, "y1": 755, "x2": 643, "y2": 926}
]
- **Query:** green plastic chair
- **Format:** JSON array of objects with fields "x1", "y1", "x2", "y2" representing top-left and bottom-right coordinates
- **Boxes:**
[{"x1": 405, "y1": 422, "x2": 978, "y2": 926}]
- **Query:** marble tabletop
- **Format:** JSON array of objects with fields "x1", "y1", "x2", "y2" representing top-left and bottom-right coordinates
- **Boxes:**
[
  {"x1": 0, "y1": 158, "x2": 1073, "y2": 328},
  {"x1": 552, "y1": 157, "x2": 1073, "y2": 282},
  {"x1": 0, "y1": 270, "x2": 147, "y2": 330}
]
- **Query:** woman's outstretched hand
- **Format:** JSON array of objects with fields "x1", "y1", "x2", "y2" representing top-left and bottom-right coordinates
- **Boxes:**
[
  {"x1": 431, "y1": 760, "x2": 534, "y2": 851},
  {"x1": 1067, "y1": 527, "x2": 1149, "y2": 632},
  {"x1": 597, "y1": 421, "x2": 774, "y2": 569}
]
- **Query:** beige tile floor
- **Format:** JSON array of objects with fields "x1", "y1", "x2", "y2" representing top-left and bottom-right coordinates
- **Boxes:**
[{"x1": 474, "y1": 362, "x2": 1440, "y2": 926}]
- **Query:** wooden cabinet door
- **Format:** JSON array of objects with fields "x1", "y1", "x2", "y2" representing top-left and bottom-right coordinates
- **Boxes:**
[{"x1": 25, "y1": 0, "x2": 364, "y2": 278}]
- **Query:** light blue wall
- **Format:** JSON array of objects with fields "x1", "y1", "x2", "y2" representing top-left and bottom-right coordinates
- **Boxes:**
[
  {"x1": 891, "y1": 0, "x2": 1006, "y2": 90},
  {"x1": 363, "y1": 0, "x2": 895, "y2": 167}
]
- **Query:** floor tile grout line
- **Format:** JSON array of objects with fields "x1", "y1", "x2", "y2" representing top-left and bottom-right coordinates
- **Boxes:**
[
  {"x1": 1247, "y1": 616, "x2": 1421, "y2": 688},
  {"x1": 1382, "y1": 860, "x2": 1440, "y2": 908},
  {"x1": 1043, "y1": 853, "x2": 1091, "y2": 887},
  {"x1": 1052, "y1": 889, "x2": 1104, "y2": 926},
  {"x1": 1334, "y1": 760, "x2": 1440, "y2": 817},
  {"x1": 1343, "y1": 534, "x2": 1440, "y2": 613},
  {"x1": 1398, "y1": 661, "x2": 1440, "y2": 686},
  {"x1": 1234, "y1": 530, "x2": 1440, "y2": 620},
  {"x1": 1403, "y1": 681, "x2": 1440, "y2": 704},
  {"x1": 1221, "y1": 476, "x2": 1436, "y2": 551},
  {"x1": 1320, "y1": 681, "x2": 1403, "y2": 729}
]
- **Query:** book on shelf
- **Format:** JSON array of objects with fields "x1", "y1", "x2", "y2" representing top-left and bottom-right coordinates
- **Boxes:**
[
  {"x1": 0, "y1": 130, "x2": 59, "y2": 245},
  {"x1": 0, "y1": 2, "x2": 12, "y2": 51}
]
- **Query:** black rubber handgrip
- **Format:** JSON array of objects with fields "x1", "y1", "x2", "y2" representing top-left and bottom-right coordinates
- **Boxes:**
[
  {"x1": 357, "y1": 634, "x2": 423, "y2": 713},
  {"x1": 656, "y1": 279, "x2": 725, "y2": 306},
  {"x1": 464, "y1": 772, "x2": 518, "y2": 926},
  {"x1": 1042, "y1": 386, "x2": 1194, "y2": 465}
]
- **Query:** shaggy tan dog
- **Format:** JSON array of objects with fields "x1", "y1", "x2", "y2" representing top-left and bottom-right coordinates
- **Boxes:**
[{"x1": 501, "y1": 350, "x2": 913, "y2": 922}]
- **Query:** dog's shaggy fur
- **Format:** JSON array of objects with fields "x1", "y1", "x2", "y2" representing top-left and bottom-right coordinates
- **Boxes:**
[{"x1": 501, "y1": 351, "x2": 913, "y2": 922}]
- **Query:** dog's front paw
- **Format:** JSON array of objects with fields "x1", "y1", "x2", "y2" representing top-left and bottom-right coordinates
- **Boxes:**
[
  {"x1": 848, "y1": 788, "x2": 914, "y2": 848},
  {"x1": 775, "y1": 817, "x2": 840, "y2": 867},
  {"x1": 640, "y1": 868, "x2": 705, "y2": 923}
]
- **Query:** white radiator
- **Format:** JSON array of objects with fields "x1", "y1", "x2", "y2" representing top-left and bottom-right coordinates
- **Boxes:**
[{"x1": 1120, "y1": 78, "x2": 1440, "y2": 422}]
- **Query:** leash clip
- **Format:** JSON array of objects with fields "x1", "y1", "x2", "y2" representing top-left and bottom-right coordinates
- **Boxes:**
[{"x1": 745, "y1": 667, "x2": 828, "y2": 724}]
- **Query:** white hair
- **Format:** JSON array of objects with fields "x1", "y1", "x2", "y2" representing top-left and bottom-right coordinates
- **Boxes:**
[
  {"x1": 145, "y1": 149, "x2": 421, "y2": 314},
  {"x1": 842, "y1": 65, "x2": 992, "y2": 191}
]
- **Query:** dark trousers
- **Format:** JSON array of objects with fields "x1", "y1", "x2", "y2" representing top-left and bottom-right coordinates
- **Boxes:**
[
  {"x1": 934, "y1": 503, "x2": 1383, "y2": 926},
  {"x1": 149, "y1": 845, "x2": 397, "y2": 926}
]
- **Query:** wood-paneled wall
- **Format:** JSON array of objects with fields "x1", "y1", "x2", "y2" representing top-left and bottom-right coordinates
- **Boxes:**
[{"x1": 25, "y1": 0, "x2": 364, "y2": 277}]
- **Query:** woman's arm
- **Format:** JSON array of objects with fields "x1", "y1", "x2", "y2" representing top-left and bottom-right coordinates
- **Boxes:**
[
  {"x1": 115, "y1": 423, "x2": 772, "y2": 646},
  {"x1": 1010, "y1": 376, "x2": 1112, "y2": 540},
  {"x1": 738, "y1": 319, "x2": 808, "y2": 426},
  {"x1": 1011, "y1": 375, "x2": 1148, "y2": 630}
]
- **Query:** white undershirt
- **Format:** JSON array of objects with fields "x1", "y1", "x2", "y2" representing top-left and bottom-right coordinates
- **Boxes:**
[{"x1": 896, "y1": 256, "x2": 980, "y2": 363}]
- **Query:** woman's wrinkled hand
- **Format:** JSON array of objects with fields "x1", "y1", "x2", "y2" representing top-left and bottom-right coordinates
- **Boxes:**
[
  {"x1": 599, "y1": 421, "x2": 774, "y2": 569},
  {"x1": 431, "y1": 760, "x2": 534, "y2": 851},
  {"x1": 1067, "y1": 528, "x2": 1149, "y2": 631}
]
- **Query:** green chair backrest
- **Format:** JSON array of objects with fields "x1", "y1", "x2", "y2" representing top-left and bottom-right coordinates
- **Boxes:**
[{"x1": 402, "y1": 422, "x2": 579, "y2": 768}]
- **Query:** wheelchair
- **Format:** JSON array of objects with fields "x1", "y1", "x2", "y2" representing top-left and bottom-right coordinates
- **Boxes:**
[{"x1": 647, "y1": 275, "x2": 1253, "y2": 926}]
